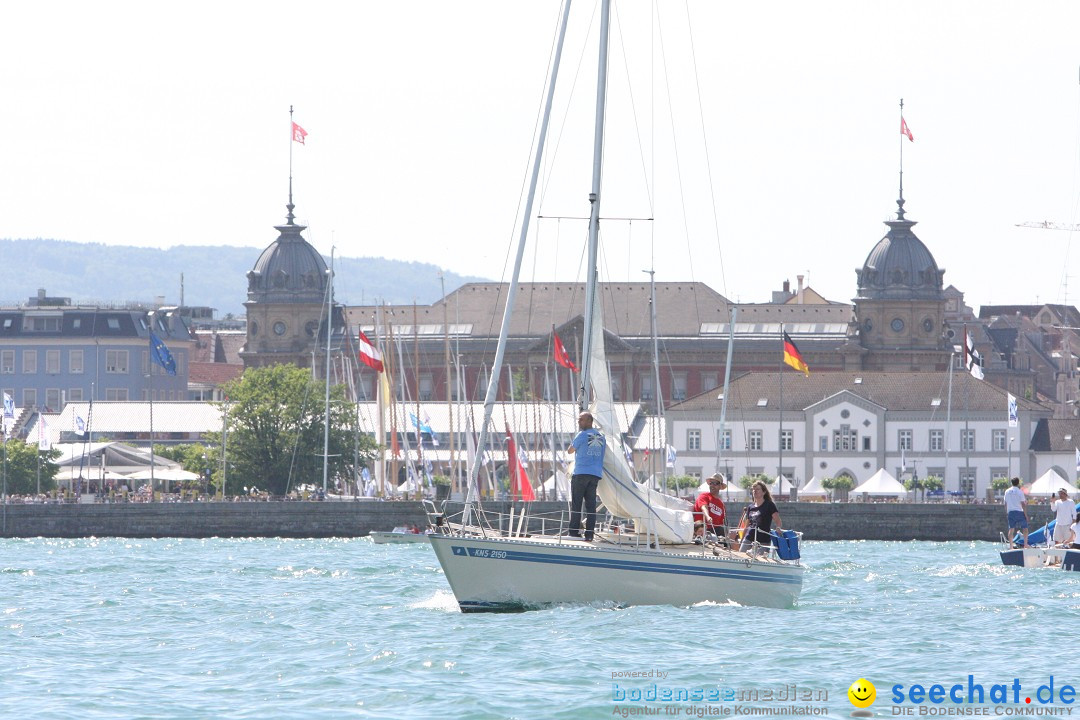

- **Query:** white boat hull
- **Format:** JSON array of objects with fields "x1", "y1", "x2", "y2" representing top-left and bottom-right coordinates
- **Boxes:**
[
  {"x1": 370, "y1": 531, "x2": 431, "y2": 544},
  {"x1": 429, "y1": 534, "x2": 802, "y2": 612},
  {"x1": 1000, "y1": 547, "x2": 1080, "y2": 570}
]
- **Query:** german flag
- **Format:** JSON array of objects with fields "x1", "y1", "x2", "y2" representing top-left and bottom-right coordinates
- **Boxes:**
[{"x1": 783, "y1": 331, "x2": 809, "y2": 377}]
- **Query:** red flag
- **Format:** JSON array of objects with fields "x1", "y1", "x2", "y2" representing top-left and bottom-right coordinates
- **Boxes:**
[
  {"x1": 505, "y1": 424, "x2": 535, "y2": 501},
  {"x1": 553, "y1": 332, "x2": 577, "y2": 371},
  {"x1": 357, "y1": 330, "x2": 384, "y2": 372},
  {"x1": 900, "y1": 117, "x2": 914, "y2": 142},
  {"x1": 292, "y1": 121, "x2": 308, "y2": 144}
]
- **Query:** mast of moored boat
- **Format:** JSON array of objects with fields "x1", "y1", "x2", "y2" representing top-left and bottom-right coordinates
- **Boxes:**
[
  {"x1": 322, "y1": 248, "x2": 335, "y2": 495},
  {"x1": 716, "y1": 307, "x2": 736, "y2": 490}
]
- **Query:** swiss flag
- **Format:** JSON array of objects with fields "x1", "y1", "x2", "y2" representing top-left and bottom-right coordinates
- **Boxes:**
[
  {"x1": 357, "y1": 330, "x2": 384, "y2": 372},
  {"x1": 292, "y1": 121, "x2": 308, "y2": 144},
  {"x1": 553, "y1": 332, "x2": 577, "y2": 371},
  {"x1": 900, "y1": 117, "x2": 914, "y2": 142}
]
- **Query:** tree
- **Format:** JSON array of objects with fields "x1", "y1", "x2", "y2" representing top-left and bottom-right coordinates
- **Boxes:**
[
  {"x1": 1, "y1": 440, "x2": 61, "y2": 495},
  {"x1": 203, "y1": 365, "x2": 377, "y2": 496},
  {"x1": 666, "y1": 475, "x2": 698, "y2": 493},
  {"x1": 739, "y1": 473, "x2": 769, "y2": 491},
  {"x1": 823, "y1": 475, "x2": 854, "y2": 501},
  {"x1": 990, "y1": 476, "x2": 1011, "y2": 495}
]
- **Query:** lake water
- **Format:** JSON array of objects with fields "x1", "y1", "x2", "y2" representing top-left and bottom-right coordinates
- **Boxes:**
[{"x1": 2, "y1": 538, "x2": 1078, "y2": 719}]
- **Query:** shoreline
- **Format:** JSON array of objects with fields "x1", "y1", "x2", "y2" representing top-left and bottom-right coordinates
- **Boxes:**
[{"x1": 0, "y1": 501, "x2": 1028, "y2": 541}]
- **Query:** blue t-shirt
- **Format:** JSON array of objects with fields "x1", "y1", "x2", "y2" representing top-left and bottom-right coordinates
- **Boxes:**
[{"x1": 571, "y1": 428, "x2": 606, "y2": 477}]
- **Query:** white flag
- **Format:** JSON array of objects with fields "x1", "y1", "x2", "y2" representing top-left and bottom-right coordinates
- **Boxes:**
[
  {"x1": 2, "y1": 392, "x2": 13, "y2": 420},
  {"x1": 74, "y1": 414, "x2": 87, "y2": 436},
  {"x1": 964, "y1": 329, "x2": 985, "y2": 380},
  {"x1": 1008, "y1": 393, "x2": 1018, "y2": 428},
  {"x1": 1075, "y1": 447, "x2": 1079, "y2": 475},
  {"x1": 38, "y1": 416, "x2": 50, "y2": 451},
  {"x1": 665, "y1": 444, "x2": 677, "y2": 468}
]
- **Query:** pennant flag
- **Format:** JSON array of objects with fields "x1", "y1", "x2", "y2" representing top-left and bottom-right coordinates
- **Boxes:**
[
  {"x1": 964, "y1": 328, "x2": 984, "y2": 380},
  {"x1": 2, "y1": 391, "x2": 13, "y2": 420},
  {"x1": 553, "y1": 332, "x2": 577, "y2": 372},
  {"x1": 517, "y1": 447, "x2": 530, "y2": 469},
  {"x1": 291, "y1": 121, "x2": 308, "y2": 144},
  {"x1": 505, "y1": 424, "x2": 535, "y2": 501},
  {"x1": 623, "y1": 443, "x2": 633, "y2": 465},
  {"x1": 424, "y1": 412, "x2": 439, "y2": 446},
  {"x1": 357, "y1": 330, "x2": 384, "y2": 372},
  {"x1": 1008, "y1": 393, "x2": 1018, "y2": 428},
  {"x1": 665, "y1": 444, "x2": 677, "y2": 468},
  {"x1": 149, "y1": 333, "x2": 177, "y2": 375},
  {"x1": 74, "y1": 414, "x2": 87, "y2": 436},
  {"x1": 901, "y1": 116, "x2": 914, "y2": 142},
  {"x1": 409, "y1": 412, "x2": 434, "y2": 435},
  {"x1": 1076, "y1": 447, "x2": 1080, "y2": 474},
  {"x1": 38, "y1": 416, "x2": 50, "y2": 451},
  {"x1": 782, "y1": 331, "x2": 810, "y2": 377},
  {"x1": 901, "y1": 447, "x2": 906, "y2": 474}
]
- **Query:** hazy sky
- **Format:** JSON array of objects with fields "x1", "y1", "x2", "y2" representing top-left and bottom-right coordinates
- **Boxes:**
[{"x1": 5, "y1": 1, "x2": 1080, "y2": 311}]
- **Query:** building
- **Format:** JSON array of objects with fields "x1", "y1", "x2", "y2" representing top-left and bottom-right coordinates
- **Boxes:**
[
  {"x1": 0, "y1": 290, "x2": 192, "y2": 415},
  {"x1": 665, "y1": 370, "x2": 1049, "y2": 498}
]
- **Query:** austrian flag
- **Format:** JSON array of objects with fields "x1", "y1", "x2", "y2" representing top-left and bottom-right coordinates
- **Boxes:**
[{"x1": 357, "y1": 330, "x2": 384, "y2": 372}]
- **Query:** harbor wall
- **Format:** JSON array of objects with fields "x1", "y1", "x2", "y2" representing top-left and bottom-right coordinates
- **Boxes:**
[{"x1": 0, "y1": 500, "x2": 1026, "y2": 541}]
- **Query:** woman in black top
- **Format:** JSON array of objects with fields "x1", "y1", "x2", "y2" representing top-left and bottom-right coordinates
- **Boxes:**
[{"x1": 740, "y1": 480, "x2": 782, "y2": 553}]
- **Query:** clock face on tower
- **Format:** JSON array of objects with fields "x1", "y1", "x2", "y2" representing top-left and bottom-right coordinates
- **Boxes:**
[
  {"x1": 273, "y1": 321, "x2": 287, "y2": 336},
  {"x1": 891, "y1": 318, "x2": 905, "y2": 332}
]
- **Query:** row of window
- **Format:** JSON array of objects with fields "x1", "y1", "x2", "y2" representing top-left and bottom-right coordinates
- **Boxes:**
[
  {"x1": 678, "y1": 467, "x2": 1009, "y2": 494},
  {"x1": 686, "y1": 427, "x2": 1014, "y2": 453},
  {"x1": 2, "y1": 387, "x2": 190, "y2": 408},
  {"x1": 0, "y1": 349, "x2": 184, "y2": 376}
]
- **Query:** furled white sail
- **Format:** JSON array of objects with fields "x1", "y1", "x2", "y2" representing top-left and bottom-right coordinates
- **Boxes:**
[{"x1": 582, "y1": 286, "x2": 694, "y2": 543}]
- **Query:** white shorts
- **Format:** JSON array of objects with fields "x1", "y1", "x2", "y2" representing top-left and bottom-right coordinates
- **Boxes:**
[{"x1": 1054, "y1": 524, "x2": 1074, "y2": 543}]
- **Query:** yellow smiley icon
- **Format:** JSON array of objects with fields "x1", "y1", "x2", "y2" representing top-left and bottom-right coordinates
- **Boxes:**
[{"x1": 848, "y1": 678, "x2": 876, "y2": 709}]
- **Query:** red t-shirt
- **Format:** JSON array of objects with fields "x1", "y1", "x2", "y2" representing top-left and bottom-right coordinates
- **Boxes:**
[{"x1": 693, "y1": 492, "x2": 726, "y2": 528}]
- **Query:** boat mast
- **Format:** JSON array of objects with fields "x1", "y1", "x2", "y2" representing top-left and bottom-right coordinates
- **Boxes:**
[
  {"x1": 716, "y1": 307, "x2": 736, "y2": 480},
  {"x1": 579, "y1": 0, "x2": 612, "y2": 409},
  {"x1": 467, "y1": 0, "x2": 574, "y2": 512},
  {"x1": 646, "y1": 268, "x2": 665, "y2": 486},
  {"x1": 322, "y1": 249, "x2": 334, "y2": 495}
]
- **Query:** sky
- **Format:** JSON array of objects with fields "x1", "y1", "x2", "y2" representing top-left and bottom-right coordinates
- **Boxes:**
[{"x1": 4, "y1": 1, "x2": 1080, "y2": 311}]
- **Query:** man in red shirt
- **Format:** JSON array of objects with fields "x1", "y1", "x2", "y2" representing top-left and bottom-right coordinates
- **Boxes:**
[{"x1": 693, "y1": 473, "x2": 727, "y2": 541}]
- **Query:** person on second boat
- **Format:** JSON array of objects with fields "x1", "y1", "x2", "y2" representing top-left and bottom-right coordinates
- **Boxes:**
[
  {"x1": 1051, "y1": 488, "x2": 1077, "y2": 545},
  {"x1": 1003, "y1": 477, "x2": 1029, "y2": 548},
  {"x1": 693, "y1": 473, "x2": 728, "y2": 542},
  {"x1": 740, "y1": 480, "x2": 782, "y2": 554},
  {"x1": 566, "y1": 411, "x2": 606, "y2": 541}
]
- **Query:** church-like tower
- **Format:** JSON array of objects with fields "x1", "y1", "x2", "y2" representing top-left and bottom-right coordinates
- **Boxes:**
[
  {"x1": 851, "y1": 196, "x2": 950, "y2": 372},
  {"x1": 239, "y1": 196, "x2": 344, "y2": 372}
]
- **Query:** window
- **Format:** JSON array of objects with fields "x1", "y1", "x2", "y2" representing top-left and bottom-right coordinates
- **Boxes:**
[
  {"x1": 701, "y1": 372, "x2": 718, "y2": 391},
  {"x1": 992, "y1": 429, "x2": 1007, "y2": 452},
  {"x1": 69, "y1": 350, "x2": 83, "y2": 374},
  {"x1": 779, "y1": 429, "x2": 793, "y2": 452},
  {"x1": 959, "y1": 468, "x2": 976, "y2": 496},
  {"x1": 0, "y1": 350, "x2": 12, "y2": 374},
  {"x1": 23, "y1": 388, "x2": 36, "y2": 407},
  {"x1": 961, "y1": 429, "x2": 975, "y2": 452},
  {"x1": 611, "y1": 374, "x2": 622, "y2": 402},
  {"x1": 107, "y1": 318, "x2": 120, "y2": 330},
  {"x1": 685, "y1": 467, "x2": 702, "y2": 481},
  {"x1": 23, "y1": 316, "x2": 61, "y2": 332},
  {"x1": 640, "y1": 375, "x2": 653, "y2": 401},
  {"x1": 862, "y1": 436, "x2": 871, "y2": 451},
  {"x1": 687, "y1": 428, "x2": 701, "y2": 451},
  {"x1": 23, "y1": 350, "x2": 37, "y2": 374},
  {"x1": 45, "y1": 388, "x2": 60, "y2": 411},
  {"x1": 106, "y1": 350, "x2": 128, "y2": 374},
  {"x1": 819, "y1": 436, "x2": 828, "y2": 451},
  {"x1": 105, "y1": 388, "x2": 128, "y2": 401},
  {"x1": 898, "y1": 429, "x2": 913, "y2": 451},
  {"x1": 717, "y1": 429, "x2": 731, "y2": 451},
  {"x1": 672, "y1": 373, "x2": 688, "y2": 402},
  {"x1": 832, "y1": 424, "x2": 858, "y2": 452},
  {"x1": 419, "y1": 374, "x2": 433, "y2": 401},
  {"x1": 69, "y1": 388, "x2": 83, "y2": 402},
  {"x1": 748, "y1": 430, "x2": 763, "y2": 451},
  {"x1": 929, "y1": 429, "x2": 944, "y2": 452},
  {"x1": 46, "y1": 350, "x2": 60, "y2": 374}
]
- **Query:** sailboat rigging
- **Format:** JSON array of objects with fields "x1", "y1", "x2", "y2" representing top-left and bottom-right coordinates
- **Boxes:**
[{"x1": 427, "y1": 0, "x2": 803, "y2": 612}]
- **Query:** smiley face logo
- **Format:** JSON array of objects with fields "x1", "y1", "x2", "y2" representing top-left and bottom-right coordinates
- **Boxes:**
[{"x1": 848, "y1": 678, "x2": 876, "y2": 708}]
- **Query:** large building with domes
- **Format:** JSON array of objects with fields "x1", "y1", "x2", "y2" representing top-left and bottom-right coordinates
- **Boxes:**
[{"x1": 239, "y1": 196, "x2": 347, "y2": 374}]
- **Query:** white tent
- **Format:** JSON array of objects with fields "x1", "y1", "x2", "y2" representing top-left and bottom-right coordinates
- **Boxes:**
[
  {"x1": 800, "y1": 476, "x2": 828, "y2": 496},
  {"x1": 1027, "y1": 469, "x2": 1080, "y2": 496},
  {"x1": 541, "y1": 471, "x2": 569, "y2": 500},
  {"x1": 769, "y1": 475, "x2": 797, "y2": 494},
  {"x1": 852, "y1": 469, "x2": 907, "y2": 496}
]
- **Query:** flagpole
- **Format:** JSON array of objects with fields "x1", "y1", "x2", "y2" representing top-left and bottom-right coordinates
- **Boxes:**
[
  {"x1": 899, "y1": 98, "x2": 905, "y2": 207},
  {"x1": 289, "y1": 105, "x2": 294, "y2": 213},
  {"x1": 779, "y1": 323, "x2": 784, "y2": 490},
  {"x1": 148, "y1": 310, "x2": 155, "y2": 499}
]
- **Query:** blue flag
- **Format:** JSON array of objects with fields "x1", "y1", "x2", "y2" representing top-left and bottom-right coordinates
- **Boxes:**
[{"x1": 150, "y1": 333, "x2": 177, "y2": 375}]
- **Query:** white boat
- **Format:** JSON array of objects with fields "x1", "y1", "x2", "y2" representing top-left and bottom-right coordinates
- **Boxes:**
[
  {"x1": 370, "y1": 526, "x2": 431, "y2": 544},
  {"x1": 1000, "y1": 546, "x2": 1080, "y2": 570},
  {"x1": 428, "y1": 0, "x2": 803, "y2": 612}
]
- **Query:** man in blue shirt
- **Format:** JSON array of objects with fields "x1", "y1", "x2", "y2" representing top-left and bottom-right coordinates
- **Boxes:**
[{"x1": 567, "y1": 411, "x2": 606, "y2": 541}]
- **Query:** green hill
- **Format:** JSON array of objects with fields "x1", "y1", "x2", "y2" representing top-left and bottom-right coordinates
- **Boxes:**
[{"x1": 0, "y1": 239, "x2": 487, "y2": 316}]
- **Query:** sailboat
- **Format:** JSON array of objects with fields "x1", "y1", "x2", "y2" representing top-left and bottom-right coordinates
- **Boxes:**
[{"x1": 427, "y1": 0, "x2": 803, "y2": 612}]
